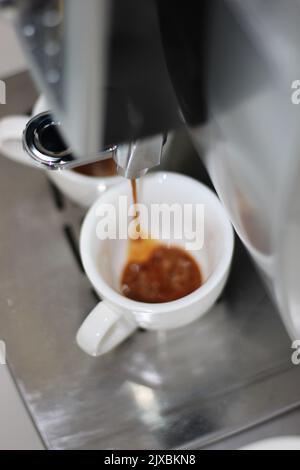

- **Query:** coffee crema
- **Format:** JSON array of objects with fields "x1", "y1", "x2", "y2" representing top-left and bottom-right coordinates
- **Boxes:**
[
  {"x1": 73, "y1": 158, "x2": 116, "y2": 177},
  {"x1": 121, "y1": 243, "x2": 202, "y2": 303}
]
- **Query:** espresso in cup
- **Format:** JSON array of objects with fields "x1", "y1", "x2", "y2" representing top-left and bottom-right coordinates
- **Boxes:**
[
  {"x1": 121, "y1": 180, "x2": 202, "y2": 303},
  {"x1": 122, "y1": 242, "x2": 202, "y2": 303}
]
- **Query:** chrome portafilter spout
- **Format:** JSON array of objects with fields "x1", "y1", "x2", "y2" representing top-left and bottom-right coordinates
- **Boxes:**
[
  {"x1": 23, "y1": 111, "x2": 166, "y2": 177},
  {"x1": 23, "y1": 112, "x2": 75, "y2": 170},
  {"x1": 23, "y1": 112, "x2": 117, "y2": 170},
  {"x1": 114, "y1": 134, "x2": 166, "y2": 179}
]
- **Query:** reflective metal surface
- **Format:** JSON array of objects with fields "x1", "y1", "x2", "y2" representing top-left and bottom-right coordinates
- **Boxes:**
[
  {"x1": 23, "y1": 111, "x2": 75, "y2": 169},
  {"x1": 23, "y1": 108, "x2": 163, "y2": 177},
  {"x1": 0, "y1": 73, "x2": 300, "y2": 450},
  {"x1": 23, "y1": 110, "x2": 118, "y2": 171}
]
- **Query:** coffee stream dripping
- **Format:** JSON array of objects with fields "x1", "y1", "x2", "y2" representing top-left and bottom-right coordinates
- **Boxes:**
[
  {"x1": 131, "y1": 179, "x2": 139, "y2": 227},
  {"x1": 121, "y1": 179, "x2": 202, "y2": 303},
  {"x1": 126, "y1": 179, "x2": 158, "y2": 263}
]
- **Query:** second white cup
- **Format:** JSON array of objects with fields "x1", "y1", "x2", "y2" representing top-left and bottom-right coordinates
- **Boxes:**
[{"x1": 0, "y1": 96, "x2": 124, "y2": 207}]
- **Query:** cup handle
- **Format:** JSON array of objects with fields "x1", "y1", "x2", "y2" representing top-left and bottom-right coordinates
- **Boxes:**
[
  {"x1": 76, "y1": 301, "x2": 137, "y2": 356},
  {"x1": 0, "y1": 115, "x2": 34, "y2": 166}
]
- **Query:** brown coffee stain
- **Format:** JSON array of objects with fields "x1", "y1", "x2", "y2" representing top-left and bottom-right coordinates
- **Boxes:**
[{"x1": 73, "y1": 158, "x2": 116, "y2": 177}]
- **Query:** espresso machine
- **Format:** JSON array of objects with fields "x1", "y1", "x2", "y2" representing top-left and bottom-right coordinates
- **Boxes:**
[
  {"x1": 2, "y1": 0, "x2": 300, "y2": 340},
  {"x1": 2, "y1": 0, "x2": 300, "y2": 450}
]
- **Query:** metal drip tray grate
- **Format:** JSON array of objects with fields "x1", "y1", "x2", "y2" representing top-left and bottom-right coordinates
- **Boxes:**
[{"x1": 0, "y1": 73, "x2": 300, "y2": 450}]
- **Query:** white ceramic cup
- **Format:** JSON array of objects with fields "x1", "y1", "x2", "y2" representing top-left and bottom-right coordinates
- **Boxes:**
[
  {"x1": 77, "y1": 172, "x2": 234, "y2": 356},
  {"x1": 0, "y1": 96, "x2": 123, "y2": 207}
]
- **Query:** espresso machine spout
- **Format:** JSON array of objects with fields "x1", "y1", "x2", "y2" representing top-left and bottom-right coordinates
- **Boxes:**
[{"x1": 23, "y1": 111, "x2": 165, "y2": 178}]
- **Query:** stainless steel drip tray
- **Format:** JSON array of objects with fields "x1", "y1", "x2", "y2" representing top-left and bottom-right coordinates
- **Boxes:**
[{"x1": 0, "y1": 73, "x2": 300, "y2": 450}]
